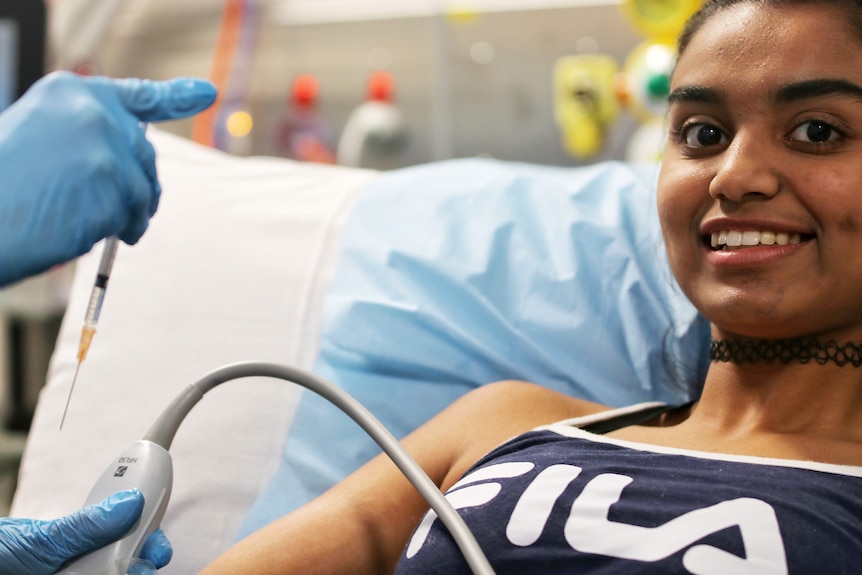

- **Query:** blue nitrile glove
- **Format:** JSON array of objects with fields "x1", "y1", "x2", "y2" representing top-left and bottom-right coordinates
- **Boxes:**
[
  {"x1": 0, "y1": 71, "x2": 217, "y2": 286},
  {"x1": 0, "y1": 489, "x2": 172, "y2": 575}
]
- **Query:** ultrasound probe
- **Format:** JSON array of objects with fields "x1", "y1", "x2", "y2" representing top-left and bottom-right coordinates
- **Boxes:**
[{"x1": 57, "y1": 362, "x2": 495, "y2": 575}]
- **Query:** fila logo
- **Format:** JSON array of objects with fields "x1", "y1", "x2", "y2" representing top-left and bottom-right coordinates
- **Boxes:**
[{"x1": 406, "y1": 461, "x2": 788, "y2": 574}]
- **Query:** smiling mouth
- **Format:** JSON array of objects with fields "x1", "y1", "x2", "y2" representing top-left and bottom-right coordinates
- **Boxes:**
[{"x1": 708, "y1": 230, "x2": 810, "y2": 251}]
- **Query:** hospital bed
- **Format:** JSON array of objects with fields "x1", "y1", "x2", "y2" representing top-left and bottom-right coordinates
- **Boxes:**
[{"x1": 11, "y1": 128, "x2": 709, "y2": 573}]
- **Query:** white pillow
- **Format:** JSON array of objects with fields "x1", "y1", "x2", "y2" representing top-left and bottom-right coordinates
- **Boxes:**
[{"x1": 11, "y1": 128, "x2": 377, "y2": 574}]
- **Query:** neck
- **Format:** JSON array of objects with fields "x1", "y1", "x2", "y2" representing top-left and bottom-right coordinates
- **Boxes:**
[{"x1": 691, "y1": 350, "x2": 862, "y2": 446}]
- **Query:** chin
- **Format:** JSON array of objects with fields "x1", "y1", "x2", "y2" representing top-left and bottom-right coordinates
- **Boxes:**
[
  {"x1": 696, "y1": 288, "x2": 811, "y2": 339},
  {"x1": 709, "y1": 314, "x2": 807, "y2": 342}
]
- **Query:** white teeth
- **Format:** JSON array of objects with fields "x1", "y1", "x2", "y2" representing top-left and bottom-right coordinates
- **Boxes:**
[
  {"x1": 741, "y1": 231, "x2": 760, "y2": 246},
  {"x1": 710, "y1": 230, "x2": 803, "y2": 249}
]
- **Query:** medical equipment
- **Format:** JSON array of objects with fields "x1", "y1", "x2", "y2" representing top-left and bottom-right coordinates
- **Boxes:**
[
  {"x1": 336, "y1": 70, "x2": 408, "y2": 168},
  {"x1": 274, "y1": 74, "x2": 335, "y2": 163},
  {"x1": 57, "y1": 361, "x2": 495, "y2": 575},
  {"x1": 60, "y1": 236, "x2": 119, "y2": 430}
]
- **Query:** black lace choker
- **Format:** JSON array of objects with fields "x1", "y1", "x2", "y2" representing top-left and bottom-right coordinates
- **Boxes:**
[{"x1": 710, "y1": 338, "x2": 862, "y2": 367}]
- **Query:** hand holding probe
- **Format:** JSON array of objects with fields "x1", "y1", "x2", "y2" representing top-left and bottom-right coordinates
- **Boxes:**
[
  {"x1": 57, "y1": 362, "x2": 495, "y2": 575},
  {"x1": 60, "y1": 236, "x2": 119, "y2": 430}
]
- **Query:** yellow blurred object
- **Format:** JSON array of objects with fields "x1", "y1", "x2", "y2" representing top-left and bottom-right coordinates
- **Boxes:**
[
  {"x1": 443, "y1": 1, "x2": 482, "y2": 24},
  {"x1": 227, "y1": 109, "x2": 254, "y2": 138},
  {"x1": 553, "y1": 55, "x2": 619, "y2": 159},
  {"x1": 621, "y1": 0, "x2": 703, "y2": 39},
  {"x1": 552, "y1": 0, "x2": 698, "y2": 160}
]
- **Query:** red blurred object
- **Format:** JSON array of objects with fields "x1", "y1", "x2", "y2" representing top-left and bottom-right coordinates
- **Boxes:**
[
  {"x1": 366, "y1": 70, "x2": 395, "y2": 102},
  {"x1": 292, "y1": 74, "x2": 320, "y2": 107},
  {"x1": 275, "y1": 73, "x2": 335, "y2": 163}
]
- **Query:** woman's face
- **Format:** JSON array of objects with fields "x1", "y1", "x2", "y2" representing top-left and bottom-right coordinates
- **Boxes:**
[{"x1": 658, "y1": 2, "x2": 862, "y2": 341}]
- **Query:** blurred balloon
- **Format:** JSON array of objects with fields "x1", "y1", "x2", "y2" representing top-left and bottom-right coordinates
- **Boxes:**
[
  {"x1": 553, "y1": 55, "x2": 619, "y2": 159},
  {"x1": 553, "y1": 0, "x2": 703, "y2": 161}
]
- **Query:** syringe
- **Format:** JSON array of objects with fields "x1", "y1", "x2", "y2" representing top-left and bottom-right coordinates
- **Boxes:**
[{"x1": 60, "y1": 236, "x2": 119, "y2": 430}]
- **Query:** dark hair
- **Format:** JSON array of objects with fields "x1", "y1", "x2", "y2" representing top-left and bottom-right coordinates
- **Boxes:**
[{"x1": 677, "y1": 0, "x2": 862, "y2": 55}]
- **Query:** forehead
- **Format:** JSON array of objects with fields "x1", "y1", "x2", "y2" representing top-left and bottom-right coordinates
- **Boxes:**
[{"x1": 672, "y1": 3, "x2": 862, "y2": 93}]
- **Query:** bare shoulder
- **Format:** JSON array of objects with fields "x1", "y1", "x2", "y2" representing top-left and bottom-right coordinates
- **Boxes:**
[
  {"x1": 446, "y1": 380, "x2": 609, "y2": 426},
  {"x1": 406, "y1": 380, "x2": 610, "y2": 490},
  {"x1": 199, "y1": 382, "x2": 612, "y2": 575}
]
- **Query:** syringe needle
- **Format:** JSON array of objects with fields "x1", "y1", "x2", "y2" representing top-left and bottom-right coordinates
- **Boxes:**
[
  {"x1": 60, "y1": 324, "x2": 97, "y2": 430},
  {"x1": 60, "y1": 238, "x2": 118, "y2": 430},
  {"x1": 60, "y1": 363, "x2": 81, "y2": 430}
]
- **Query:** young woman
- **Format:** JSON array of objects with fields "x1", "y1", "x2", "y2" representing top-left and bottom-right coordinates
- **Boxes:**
[{"x1": 200, "y1": 1, "x2": 862, "y2": 572}]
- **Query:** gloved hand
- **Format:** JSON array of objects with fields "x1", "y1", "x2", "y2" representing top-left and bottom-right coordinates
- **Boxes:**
[
  {"x1": 0, "y1": 489, "x2": 171, "y2": 575},
  {"x1": 0, "y1": 71, "x2": 217, "y2": 286}
]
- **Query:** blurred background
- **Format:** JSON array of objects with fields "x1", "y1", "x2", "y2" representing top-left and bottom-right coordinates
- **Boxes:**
[
  {"x1": 0, "y1": 0, "x2": 700, "y2": 513},
  {"x1": 67, "y1": 0, "x2": 654, "y2": 167}
]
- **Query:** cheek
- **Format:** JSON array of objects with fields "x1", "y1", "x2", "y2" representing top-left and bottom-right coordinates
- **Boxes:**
[
  {"x1": 798, "y1": 167, "x2": 862, "y2": 234},
  {"x1": 656, "y1": 165, "x2": 701, "y2": 247},
  {"x1": 656, "y1": 163, "x2": 711, "y2": 292},
  {"x1": 838, "y1": 214, "x2": 859, "y2": 234},
  {"x1": 656, "y1": 166, "x2": 678, "y2": 233}
]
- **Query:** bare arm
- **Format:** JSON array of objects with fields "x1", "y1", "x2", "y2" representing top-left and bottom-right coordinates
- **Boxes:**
[{"x1": 199, "y1": 380, "x2": 608, "y2": 575}]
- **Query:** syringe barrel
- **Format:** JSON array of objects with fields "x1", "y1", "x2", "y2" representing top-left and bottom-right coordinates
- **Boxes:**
[
  {"x1": 84, "y1": 237, "x2": 119, "y2": 324},
  {"x1": 84, "y1": 284, "x2": 107, "y2": 324}
]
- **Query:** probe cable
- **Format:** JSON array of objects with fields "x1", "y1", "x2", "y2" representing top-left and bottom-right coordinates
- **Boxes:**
[{"x1": 145, "y1": 361, "x2": 496, "y2": 575}]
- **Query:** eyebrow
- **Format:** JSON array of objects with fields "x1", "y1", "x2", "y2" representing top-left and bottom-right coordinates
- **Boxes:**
[
  {"x1": 668, "y1": 79, "x2": 862, "y2": 106},
  {"x1": 775, "y1": 79, "x2": 862, "y2": 102},
  {"x1": 667, "y1": 85, "x2": 721, "y2": 105}
]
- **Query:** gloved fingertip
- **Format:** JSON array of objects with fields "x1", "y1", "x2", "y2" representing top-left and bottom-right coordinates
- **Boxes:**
[
  {"x1": 151, "y1": 180, "x2": 162, "y2": 217},
  {"x1": 118, "y1": 217, "x2": 150, "y2": 246},
  {"x1": 104, "y1": 488, "x2": 144, "y2": 507},
  {"x1": 167, "y1": 77, "x2": 218, "y2": 113},
  {"x1": 97, "y1": 489, "x2": 146, "y2": 529},
  {"x1": 140, "y1": 528, "x2": 173, "y2": 569},
  {"x1": 116, "y1": 76, "x2": 217, "y2": 122}
]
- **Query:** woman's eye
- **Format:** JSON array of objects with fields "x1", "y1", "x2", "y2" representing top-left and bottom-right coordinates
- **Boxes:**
[
  {"x1": 789, "y1": 120, "x2": 841, "y2": 143},
  {"x1": 680, "y1": 123, "x2": 725, "y2": 148}
]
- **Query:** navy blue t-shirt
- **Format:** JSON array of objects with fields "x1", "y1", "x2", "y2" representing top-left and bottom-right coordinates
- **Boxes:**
[{"x1": 396, "y1": 424, "x2": 862, "y2": 574}]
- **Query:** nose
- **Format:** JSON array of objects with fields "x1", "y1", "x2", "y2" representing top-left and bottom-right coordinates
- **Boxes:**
[{"x1": 709, "y1": 133, "x2": 782, "y2": 204}]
